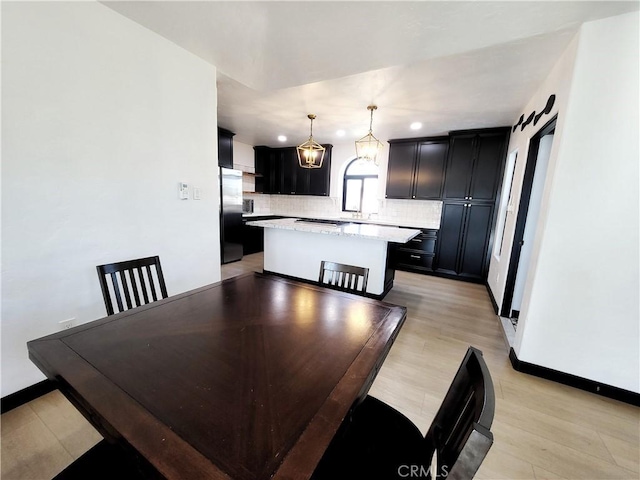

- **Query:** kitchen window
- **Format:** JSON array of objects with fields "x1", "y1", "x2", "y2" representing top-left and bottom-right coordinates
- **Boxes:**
[{"x1": 342, "y1": 158, "x2": 379, "y2": 213}]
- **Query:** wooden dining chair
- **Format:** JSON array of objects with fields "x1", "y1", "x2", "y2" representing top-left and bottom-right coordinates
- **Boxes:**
[
  {"x1": 312, "y1": 346, "x2": 495, "y2": 480},
  {"x1": 318, "y1": 261, "x2": 369, "y2": 294},
  {"x1": 96, "y1": 256, "x2": 168, "y2": 316}
]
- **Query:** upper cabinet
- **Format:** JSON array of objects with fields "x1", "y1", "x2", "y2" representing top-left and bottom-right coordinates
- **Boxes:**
[
  {"x1": 218, "y1": 127, "x2": 235, "y2": 168},
  {"x1": 443, "y1": 129, "x2": 509, "y2": 201},
  {"x1": 386, "y1": 137, "x2": 448, "y2": 200},
  {"x1": 254, "y1": 145, "x2": 332, "y2": 196}
]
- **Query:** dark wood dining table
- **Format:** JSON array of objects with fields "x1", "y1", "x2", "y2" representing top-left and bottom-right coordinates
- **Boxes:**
[{"x1": 28, "y1": 272, "x2": 406, "y2": 480}]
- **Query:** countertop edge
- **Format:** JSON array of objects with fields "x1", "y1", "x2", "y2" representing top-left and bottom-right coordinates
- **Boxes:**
[{"x1": 242, "y1": 213, "x2": 439, "y2": 231}]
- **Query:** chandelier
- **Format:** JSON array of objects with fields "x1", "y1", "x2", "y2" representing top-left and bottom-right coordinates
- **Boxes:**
[
  {"x1": 297, "y1": 114, "x2": 325, "y2": 169},
  {"x1": 355, "y1": 105, "x2": 383, "y2": 165}
]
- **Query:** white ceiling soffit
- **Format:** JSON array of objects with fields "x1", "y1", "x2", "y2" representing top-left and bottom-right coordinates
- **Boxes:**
[
  {"x1": 102, "y1": 1, "x2": 639, "y2": 146},
  {"x1": 102, "y1": 1, "x2": 637, "y2": 91},
  {"x1": 216, "y1": 29, "x2": 576, "y2": 146}
]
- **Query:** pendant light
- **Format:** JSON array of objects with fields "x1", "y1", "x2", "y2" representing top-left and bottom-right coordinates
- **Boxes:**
[
  {"x1": 297, "y1": 114, "x2": 325, "y2": 169},
  {"x1": 355, "y1": 105, "x2": 383, "y2": 165}
]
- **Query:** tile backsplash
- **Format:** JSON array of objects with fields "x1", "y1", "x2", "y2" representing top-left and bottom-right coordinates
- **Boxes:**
[{"x1": 244, "y1": 194, "x2": 442, "y2": 229}]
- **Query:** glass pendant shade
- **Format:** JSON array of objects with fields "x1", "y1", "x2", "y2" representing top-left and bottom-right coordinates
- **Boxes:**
[
  {"x1": 355, "y1": 105, "x2": 383, "y2": 165},
  {"x1": 297, "y1": 114, "x2": 325, "y2": 169},
  {"x1": 355, "y1": 132, "x2": 383, "y2": 164}
]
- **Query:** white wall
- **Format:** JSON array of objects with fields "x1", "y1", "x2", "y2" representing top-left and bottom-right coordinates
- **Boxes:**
[
  {"x1": 489, "y1": 11, "x2": 639, "y2": 392},
  {"x1": 233, "y1": 140, "x2": 256, "y2": 192},
  {"x1": 487, "y1": 35, "x2": 579, "y2": 307},
  {"x1": 233, "y1": 141, "x2": 256, "y2": 172},
  {"x1": 1, "y1": 3, "x2": 221, "y2": 396}
]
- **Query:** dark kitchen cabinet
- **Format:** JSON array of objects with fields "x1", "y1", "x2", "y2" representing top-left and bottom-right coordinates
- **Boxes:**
[
  {"x1": 218, "y1": 127, "x2": 235, "y2": 168},
  {"x1": 443, "y1": 129, "x2": 509, "y2": 201},
  {"x1": 242, "y1": 215, "x2": 283, "y2": 254},
  {"x1": 255, "y1": 147, "x2": 281, "y2": 194},
  {"x1": 385, "y1": 127, "x2": 508, "y2": 283},
  {"x1": 305, "y1": 154, "x2": 332, "y2": 195},
  {"x1": 254, "y1": 145, "x2": 332, "y2": 196},
  {"x1": 280, "y1": 148, "x2": 298, "y2": 195},
  {"x1": 242, "y1": 219, "x2": 263, "y2": 255},
  {"x1": 386, "y1": 142, "x2": 416, "y2": 198},
  {"x1": 434, "y1": 202, "x2": 494, "y2": 281},
  {"x1": 435, "y1": 128, "x2": 508, "y2": 282},
  {"x1": 386, "y1": 137, "x2": 448, "y2": 200},
  {"x1": 391, "y1": 229, "x2": 438, "y2": 273}
]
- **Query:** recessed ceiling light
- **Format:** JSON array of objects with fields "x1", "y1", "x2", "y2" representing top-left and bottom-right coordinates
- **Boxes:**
[
  {"x1": 336, "y1": 129, "x2": 345, "y2": 137},
  {"x1": 410, "y1": 122, "x2": 422, "y2": 130},
  {"x1": 277, "y1": 135, "x2": 287, "y2": 142}
]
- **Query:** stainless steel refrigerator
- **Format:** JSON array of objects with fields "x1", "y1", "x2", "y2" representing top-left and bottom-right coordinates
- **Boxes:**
[{"x1": 220, "y1": 168, "x2": 243, "y2": 264}]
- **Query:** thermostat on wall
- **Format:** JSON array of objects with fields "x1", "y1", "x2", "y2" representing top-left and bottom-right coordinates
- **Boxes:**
[{"x1": 179, "y1": 182, "x2": 189, "y2": 200}]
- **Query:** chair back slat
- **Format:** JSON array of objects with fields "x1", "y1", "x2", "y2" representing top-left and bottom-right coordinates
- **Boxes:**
[
  {"x1": 319, "y1": 261, "x2": 369, "y2": 295},
  {"x1": 146, "y1": 265, "x2": 158, "y2": 302},
  {"x1": 127, "y1": 270, "x2": 141, "y2": 308},
  {"x1": 97, "y1": 256, "x2": 168, "y2": 316},
  {"x1": 109, "y1": 272, "x2": 125, "y2": 314},
  {"x1": 136, "y1": 266, "x2": 150, "y2": 304}
]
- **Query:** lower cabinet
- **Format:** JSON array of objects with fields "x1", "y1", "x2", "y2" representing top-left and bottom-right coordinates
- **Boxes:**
[
  {"x1": 434, "y1": 202, "x2": 494, "y2": 281},
  {"x1": 242, "y1": 216, "x2": 283, "y2": 255},
  {"x1": 242, "y1": 221, "x2": 263, "y2": 255},
  {"x1": 391, "y1": 229, "x2": 438, "y2": 273}
]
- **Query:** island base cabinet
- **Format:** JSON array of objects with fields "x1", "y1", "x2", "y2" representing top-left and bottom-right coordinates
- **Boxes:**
[
  {"x1": 391, "y1": 229, "x2": 438, "y2": 274},
  {"x1": 434, "y1": 202, "x2": 494, "y2": 282},
  {"x1": 263, "y1": 227, "x2": 392, "y2": 297}
]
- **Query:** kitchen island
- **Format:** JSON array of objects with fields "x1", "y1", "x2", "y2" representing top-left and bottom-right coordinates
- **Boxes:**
[{"x1": 246, "y1": 218, "x2": 421, "y2": 297}]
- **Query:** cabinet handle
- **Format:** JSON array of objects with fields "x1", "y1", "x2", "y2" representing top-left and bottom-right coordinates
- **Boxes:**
[
  {"x1": 469, "y1": 196, "x2": 473, "y2": 200},
  {"x1": 412, "y1": 195, "x2": 416, "y2": 199},
  {"x1": 410, "y1": 255, "x2": 420, "y2": 259},
  {"x1": 412, "y1": 239, "x2": 423, "y2": 242}
]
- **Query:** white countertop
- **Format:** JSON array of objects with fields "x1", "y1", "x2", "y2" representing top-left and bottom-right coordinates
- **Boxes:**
[
  {"x1": 243, "y1": 213, "x2": 439, "y2": 230},
  {"x1": 246, "y1": 218, "x2": 421, "y2": 243}
]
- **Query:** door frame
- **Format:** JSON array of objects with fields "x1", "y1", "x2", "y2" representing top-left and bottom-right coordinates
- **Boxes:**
[{"x1": 500, "y1": 116, "x2": 557, "y2": 317}]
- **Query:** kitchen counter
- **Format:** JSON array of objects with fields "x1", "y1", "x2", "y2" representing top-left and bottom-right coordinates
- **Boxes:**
[
  {"x1": 247, "y1": 218, "x2": 420, "y2": 298},
  {"x1": 243, "y1": 213, "x2": 439, "y2": 230},
  {"x1": 245, "y1": 218, "x2": 421, "y2": 243}
]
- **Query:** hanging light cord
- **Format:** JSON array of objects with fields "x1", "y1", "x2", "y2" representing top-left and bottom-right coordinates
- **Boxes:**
[
  {"x1": 368, "y1": 108, "x2": 374, "y2": 134},
  {"x1": 307, "y1": 114, "x2": 316, "y2": 141}
]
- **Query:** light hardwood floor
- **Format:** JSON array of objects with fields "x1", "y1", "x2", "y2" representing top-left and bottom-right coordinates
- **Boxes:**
[{"x1": 2, "y1": 253, "x2": 638, "y2": 479}]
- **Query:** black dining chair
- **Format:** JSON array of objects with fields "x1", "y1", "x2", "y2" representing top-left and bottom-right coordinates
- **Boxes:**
[
  {"x1": 96, "y1": 256, "x2": 168, "y2": 316},
  {"x1": 318, "y1": 261, "x2": 369, "y2": 294},
  {"x1": 53, "y1": 440, "x2": 157, "y2": 480},
  {"x1": 312, "y1": 346, "x2": 495, "y2": 480}
]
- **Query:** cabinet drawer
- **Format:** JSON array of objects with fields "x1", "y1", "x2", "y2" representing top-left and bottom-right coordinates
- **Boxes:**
[
  {"x1": 405, "y1": 235, "x2": 436, "y2": 253},
  {"x1": 394, "y1": 249, "x2": 434, "y2": 270}
]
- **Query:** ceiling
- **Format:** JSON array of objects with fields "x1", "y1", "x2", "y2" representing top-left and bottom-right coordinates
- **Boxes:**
[{"x1": 103, "y1": 1, "x2": 638, "y2": 147}]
